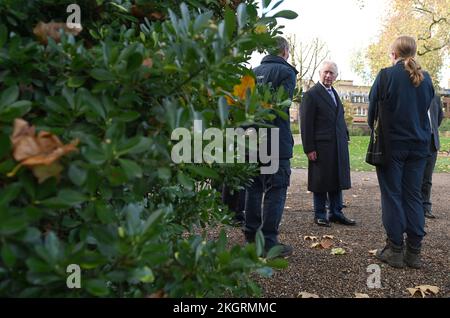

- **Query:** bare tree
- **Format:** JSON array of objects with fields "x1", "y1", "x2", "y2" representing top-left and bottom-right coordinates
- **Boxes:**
[{"x1": 287, "y1": 35, "x2": 329, "y2": 124}]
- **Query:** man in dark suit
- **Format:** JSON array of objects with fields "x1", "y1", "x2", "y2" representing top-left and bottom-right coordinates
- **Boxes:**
[
  {"x1": 422, "y1": 95, "x2": 444, "y2": 219},
  {"x1": 244, "y1": 36, "x2": 298, "y2": 257},
  {"x1": 300, "y1": 61, "x2": 355, "y2": 227}
]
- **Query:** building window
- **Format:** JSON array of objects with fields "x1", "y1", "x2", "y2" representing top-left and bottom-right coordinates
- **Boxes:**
[{"x1": 355, "y1": 107, "x2": 368, "y2": 116}]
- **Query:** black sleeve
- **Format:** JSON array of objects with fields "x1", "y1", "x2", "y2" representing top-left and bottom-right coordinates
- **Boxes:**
[
  {"x1": 300, "y1": 92, "x2": 316, "y2": 154},
  {"x1": 368, "y1": 71, "x2": 382, "y2": 129},
  {"x1": 279, "y1": 71, "x2": 297, "y2": 99},
  {"x1": 437, "y1": 97, "x2": 444, "y2": 127}
]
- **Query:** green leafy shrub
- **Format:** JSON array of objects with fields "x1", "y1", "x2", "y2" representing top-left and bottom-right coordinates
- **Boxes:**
[{"x1": 0, "y1": 0, "x2": 296, "y2": 297}]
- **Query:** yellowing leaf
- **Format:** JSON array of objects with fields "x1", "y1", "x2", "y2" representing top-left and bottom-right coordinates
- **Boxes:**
[
  {"x1": 225, "y1": 75, "x2": 255, "y2": 105},
  {"x1": 355, "y1": 293, "x2": 370, "y2": 298},
  {"x1": 254, "y1": 24, "x2": 268, "y2": 34},
  {"x1": 331, "y1": 248, "x2": 346, "y2": 255},
  {"x1": 297, "y1": 292, "x2": 319, "y2": 298}
]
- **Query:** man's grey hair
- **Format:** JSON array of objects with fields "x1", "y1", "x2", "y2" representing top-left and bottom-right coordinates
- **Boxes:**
[
  {"x1": 269, "y1": 36, "x2": 289, "y2": 56},
  {"x1": 319, "y1": 60, "x2": 339, "y2": 75}
]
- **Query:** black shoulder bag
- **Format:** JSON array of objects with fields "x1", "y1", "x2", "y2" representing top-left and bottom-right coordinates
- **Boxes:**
[{"x1": 366, "y1": 69, "x2": 391, "y2": 166}]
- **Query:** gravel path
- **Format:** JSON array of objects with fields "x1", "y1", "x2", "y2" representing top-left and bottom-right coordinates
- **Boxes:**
[{"x1": 224, "y1": 169, "x2": 450, "y2": 298}]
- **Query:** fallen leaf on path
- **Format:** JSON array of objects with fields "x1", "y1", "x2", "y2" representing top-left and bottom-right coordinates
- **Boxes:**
[
  {"x1": 311, "y1": 238, "x2": 333, "y2": 249},
  {"x1": 368, "y1": 249, "x2": 377, "y2": 256},
  {"x1": 355, "y1": 293, "x2": 370, "y2": 298},
  {"x1": 363, "y1": 178, "x2": 370, "y2": 181},
  {"x1": 297, "y1": 292, "x2": 319, "y2": 298},
  {"x1": 323, "y1": 235, "x2": 334, "y2": 239},
  {"x1": 331, "y1": 248, "x2": 346, "y2": 255},
  {"x1": 407, "y1": 285, "x2": 439, "y2": 298},
  {"x1": 304, "y1": 236, "x2": 318, "y2": 241}
]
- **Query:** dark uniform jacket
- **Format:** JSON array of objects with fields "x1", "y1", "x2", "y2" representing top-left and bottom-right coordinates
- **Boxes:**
[{"x1": 253, "y1": 55, "x2": 298, "y2": 160}]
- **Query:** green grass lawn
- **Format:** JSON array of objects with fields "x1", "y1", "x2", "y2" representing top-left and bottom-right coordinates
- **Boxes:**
[{"x1": 292, "y1": 136, "x2": 450, "y2": 173}]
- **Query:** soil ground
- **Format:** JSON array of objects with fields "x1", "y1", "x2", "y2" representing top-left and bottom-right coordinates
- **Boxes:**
[{"x1": 224, "y1": 169, "x2": 450, "y2": 298}]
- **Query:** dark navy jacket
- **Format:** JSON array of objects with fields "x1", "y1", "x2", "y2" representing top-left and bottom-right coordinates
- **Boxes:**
[
  {"x1": 368, "y1": 61, "x2": 434, "y2": 152},
  {"x1": 253, "y1": 55, "x2": 298, "y2": 160}
]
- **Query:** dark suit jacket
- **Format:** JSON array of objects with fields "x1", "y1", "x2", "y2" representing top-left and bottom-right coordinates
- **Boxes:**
[
  {"x1": 429, "y1": 95, "x2": 444, "y2": 151},
  {"x1": 300, "y1": 82, "x2": 351, "y2": 192}
]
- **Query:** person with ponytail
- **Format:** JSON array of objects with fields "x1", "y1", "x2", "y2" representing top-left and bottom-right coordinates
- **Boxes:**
[{"x1": 368, "y1": 36, "x2": 435, "y2": 269}]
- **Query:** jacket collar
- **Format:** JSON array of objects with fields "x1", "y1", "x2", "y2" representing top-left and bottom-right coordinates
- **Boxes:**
[
  {"x1": 260, "y1": 55, "x2": 299, "y2": 74},
  {"x1": 315, "y1": 82, "x2": 340, "y2": 111}
]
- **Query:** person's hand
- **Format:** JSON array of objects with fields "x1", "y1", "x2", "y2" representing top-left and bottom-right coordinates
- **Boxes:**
[{"x1": 307, "y1": 151, "x2": 317, "y2": 161}]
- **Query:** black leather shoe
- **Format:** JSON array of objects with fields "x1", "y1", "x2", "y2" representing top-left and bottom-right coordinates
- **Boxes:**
[
  {"x1": 314, "y1": 218, "x2": 331, "y2": 227},
  {"x1": 424, "y1": 211, "x2": 436, "y2": 219},
  {"x1": 329, "y1": 215, "x2": 356, "y2": 226}
]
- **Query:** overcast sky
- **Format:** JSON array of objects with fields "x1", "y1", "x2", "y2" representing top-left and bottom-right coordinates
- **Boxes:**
[{"x1": 249, "y1": 0, "x2": 449, "y2": 88}]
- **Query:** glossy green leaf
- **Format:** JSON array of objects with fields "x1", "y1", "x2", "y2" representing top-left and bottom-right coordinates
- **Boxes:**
[
  {"x1": 271, "y1": 10, "x2": 298, "y2": 19},
  {"x1": 1, "y1": 244, "x2": 16, "y2": 268},
  {"x1": 0, "y1": 133, "x2": 11, "y2": 160},
  {"x1": 0, "y1": 85, "x2": 19, "y2": 108},
  {"x1": 126, "y1": 52, "x2": 143, "y2": 73},
  {"x1": 119, "y1": 159, "x2": 143, "y2": 179},
  {"x1": 85, "y1": 279, "x2": 109, "y2": 296},
  {"x1": 186, "y1": 165, "x2": 219, "y2": 179},
  {"x1": 68, "y1": 164, "x2": 87, "y2": 186}
]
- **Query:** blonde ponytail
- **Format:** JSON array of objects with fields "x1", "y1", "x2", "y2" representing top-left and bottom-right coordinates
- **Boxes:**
[
  {"x1": 404, "y1": 56, "x2": 424, "y2": 87},
  {"x1": 391, "y1": 36, "x2": 424, "y2": 87}
]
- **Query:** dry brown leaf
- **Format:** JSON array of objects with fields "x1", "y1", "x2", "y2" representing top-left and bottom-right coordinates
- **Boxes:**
[
  {"x1": 407, "y1": 285, "x2": 440, "y2": 298},
  {"x1": 297, "y1": 292, "x2": 319, "y2": 298},
  {"x1": 407, "y1": 288, "x2": 426, "y2": 298},
  {"x1": 320, "y1": 238, "x2": 333, "y2": 249},
  {"x1": 418, "y1": 285, "x2": 439, "y2": 295},
  {"x1": 354, "y1": 293, "x2": 370, "y2": 298},
  {"x1": 33, "y1": 21, "x2": 82, "y2": 45},
  {"x1": 9, "y1": 119, "x2": 79, "y2": 182},
  {"x1": 310, "y1": 238, "x2": 333, "y2": 249},
  {"x1": 304, "y1": 236, "x2": 318, "y2": 241},
  {"x1": 368, "y1": 249, "x2": 378, "y2": 256}
]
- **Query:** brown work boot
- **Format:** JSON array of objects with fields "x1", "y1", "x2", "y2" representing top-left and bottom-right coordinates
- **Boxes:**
[
  {"x1": 375, "y1": 239, "x2": 405, "y2": 268},
  {"x1": 404, "y1": 242, "x2": 422, "y2": 269}
]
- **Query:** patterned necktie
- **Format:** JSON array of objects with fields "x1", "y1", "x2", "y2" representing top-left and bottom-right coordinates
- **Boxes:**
[{"x1": 327, "y1": 88, "x2": 337, "y2": 106}]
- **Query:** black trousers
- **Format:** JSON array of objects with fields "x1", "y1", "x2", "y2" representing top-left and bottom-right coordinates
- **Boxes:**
[{"x1": 421, "y1": 142, "x2": 438, "y2": 214}]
